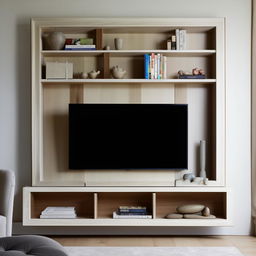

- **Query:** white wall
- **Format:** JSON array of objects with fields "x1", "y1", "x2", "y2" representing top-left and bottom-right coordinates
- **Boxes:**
[{"x1": 0, "y1": 0, "x2": 251, "y2": 235}]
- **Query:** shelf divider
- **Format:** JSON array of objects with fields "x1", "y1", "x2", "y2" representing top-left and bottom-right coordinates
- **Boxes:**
[
  {"x1": 103, "y1": 53, "x2": 110, "y2": 78},
  {"x1": 94, "y1": 193, "x2": 98, "y2": 219},
  {"x1": 152, "y1": 193, "x2": 156, "y2": 219},
  {"x1": 95, "y1": 29, "x2": 103, "y2": 50}
]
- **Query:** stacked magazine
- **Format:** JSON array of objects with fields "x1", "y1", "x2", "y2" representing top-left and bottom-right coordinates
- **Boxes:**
[
  {"x1": 40, "y1": 207, "x2": 77, "y2": 219},
  {"x1": 113, "y1": 206, "x2": 152, "y2": 219}
]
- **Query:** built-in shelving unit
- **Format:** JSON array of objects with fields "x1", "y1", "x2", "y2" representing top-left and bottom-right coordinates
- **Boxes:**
[
  {"x1": 23, "y1": 17, "x2": 227, "y2": 228},
  {"x1": 23, "y1": 187, "x2": 231, "y2": 226}
]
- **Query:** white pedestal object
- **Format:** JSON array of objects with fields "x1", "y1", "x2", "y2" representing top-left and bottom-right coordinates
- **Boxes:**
[{"x1": 200, "y1": 140, "x2": 207, "y2": 178}]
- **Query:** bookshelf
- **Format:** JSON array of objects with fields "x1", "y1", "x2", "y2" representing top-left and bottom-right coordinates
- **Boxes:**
[{"x1": 24, "y1": 17, "x2": 227, "y2": 227}]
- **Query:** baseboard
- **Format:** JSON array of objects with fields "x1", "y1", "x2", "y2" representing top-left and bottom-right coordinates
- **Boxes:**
[{"x1": 13, "y1": 222, "x2": 232, "y2": 236}]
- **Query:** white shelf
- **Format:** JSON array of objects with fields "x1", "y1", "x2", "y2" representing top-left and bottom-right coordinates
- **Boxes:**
[
  {"x1": 41, "y1": 79, "x2": 216, "y2": 84},
  {"x1": 23, "y1": 186, "x2": 229, "y2": 193},
  {"x1": 41, "y1": 49, "x2": 216, "y2": 57},
  {"x1": 24, "y1": 218, "x2": 231, "y2": 227}
]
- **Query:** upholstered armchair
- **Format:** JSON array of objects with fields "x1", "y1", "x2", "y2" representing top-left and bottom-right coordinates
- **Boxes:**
[{"x1": 0, "y1": 169, "x2": 15, "y2": 237}]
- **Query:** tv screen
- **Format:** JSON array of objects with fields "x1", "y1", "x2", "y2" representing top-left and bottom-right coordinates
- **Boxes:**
[{"x1": 69, "y1": 104, "x2": 188, "y2": 170}]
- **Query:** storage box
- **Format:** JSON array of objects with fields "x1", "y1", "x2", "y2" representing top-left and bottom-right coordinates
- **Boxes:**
[{"x1": 46, "y1": 62, "x2": 73, "y2": 79}]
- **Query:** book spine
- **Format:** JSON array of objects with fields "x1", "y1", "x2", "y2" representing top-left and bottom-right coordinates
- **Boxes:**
[
  {"x1": 179, "y1": 30, "x2": 186, "y2": 50},
  {"x1": 154, "y1": 54, "x2": 157, "y2": 79},
  {"x1": 161, "y1": 55, "x2": 164, "y2": 79},
  {"x1": 149, "y1": 55, "x2": 152, "y2": 79},
  {"x1": 179, "y1": 75, "x2": 206, "y2": 79},
  {"x1": 40, "y1": 215, "x2": 77, "y2": 219},
  {"x1": 118, "y1": 209, "x2": 147, "y2": 213},
  {"x1": 117, "y1": 212, "x2": 148, "y2": 215},
  {"x1": 163, "y1": 56, "x2": 167, "y2": 79},
  {"x1": 151, "y1": 53, "x2": 155, "y2": 79},
  {"x1": 65, "y1": 45, "x2": 96, "y2": 48},
  {"x1": 175, "y1": 29, "x2": 180, "y2": 50},
  {"x1": 113, "y1": 212, "x2": 152, "y2": 219},
  {"x1": 65, "y1": 48, "x2": 96, "y2": 51},
  {"x1": 157, "y1": 54, "x2": 161, "y2": 79},
  {"x1": 144, "y1": 54, "x2": 149, "y2": 79}
]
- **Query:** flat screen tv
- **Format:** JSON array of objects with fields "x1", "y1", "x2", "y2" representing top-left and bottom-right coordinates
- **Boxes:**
[{"x1": 69, "y1": 104, "x2": 188, "y2": 170}]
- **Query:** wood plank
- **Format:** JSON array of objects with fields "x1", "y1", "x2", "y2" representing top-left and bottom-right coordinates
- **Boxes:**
[
  {"x1": 69, "y1": 84, "x2": 84, "y2": 103},
  {"x1": 103, "y1": 53, "x2": 110, "y2": 78},
  {"x1": 96, "y1": 28, "x2": 103, "y2": 50}
]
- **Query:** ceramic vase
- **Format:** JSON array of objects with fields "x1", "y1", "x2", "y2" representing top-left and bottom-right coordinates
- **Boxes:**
[
  {"x1": 114, "y1": 38, "x2": 123, "y2": 50},
  {"x1": 46, "y1": 31, "x2": 66, "y2": 50}
]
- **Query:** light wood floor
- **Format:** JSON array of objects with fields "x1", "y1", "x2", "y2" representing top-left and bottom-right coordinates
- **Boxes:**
[{"x1": 52, "y1": 236, "x2": 256, "y2": 256}]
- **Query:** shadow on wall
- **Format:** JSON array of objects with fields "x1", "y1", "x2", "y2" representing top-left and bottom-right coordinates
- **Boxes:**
[{"x1": 14, "y1": 17, "x2": 32, "y2": 222}]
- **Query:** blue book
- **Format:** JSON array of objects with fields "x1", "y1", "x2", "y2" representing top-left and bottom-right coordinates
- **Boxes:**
[
  {"x1": 144, "y1": 54, "x2": 149, "y2": 79},
  {"x1": 179, "y1": 75, "x2": 206, "y2": 79},
  {"x1": 118, "y1": 209, "x2": 147, "y2": 213},
  {"x1": 117, "y1": 212, "x2": 148, "y2": 215}
]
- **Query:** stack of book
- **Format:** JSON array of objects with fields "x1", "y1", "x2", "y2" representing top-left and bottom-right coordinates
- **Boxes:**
[
  {"x1": 113, "y1": 206, "x2": 152, "y2": 219},
  {"x1": 64, "y1": 38, "x2": 96, "y2": 50},
  {"x1": 144, "y1": 53, "x2": 167, "y2": 79},
  {"x1": 40, "y1": 207, "x2": 77, "y2": 219}
]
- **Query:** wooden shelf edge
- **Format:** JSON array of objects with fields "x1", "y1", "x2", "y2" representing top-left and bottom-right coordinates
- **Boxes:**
[
  {"x1": 41, "y1": 79, "x2": 216, "y2": 84},
  {"x1": 41, "y1": 49, "x2": 216, "y2": 57},
  {"x1": 23, "y1": 186, "x2": 229, "y2": 193},
  {"x1": 23, "y1": 218, "x2": 231, "y2": 227}
]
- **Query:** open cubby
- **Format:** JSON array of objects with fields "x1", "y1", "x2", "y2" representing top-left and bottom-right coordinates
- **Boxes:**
[
  {"x1": 97, "y1": 192, "x2": 153, "y2": 219},
  {"x1": 30, "y1": 192, "x2": 95, "y2": 219},
  {"x1": 156, "y1": 192, "x2": 226, "y2": 219}
]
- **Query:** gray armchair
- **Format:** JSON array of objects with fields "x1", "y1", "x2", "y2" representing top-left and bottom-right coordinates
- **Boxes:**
[{"x1": 0, "y1": 169, "x2": 15, "y2": 237}]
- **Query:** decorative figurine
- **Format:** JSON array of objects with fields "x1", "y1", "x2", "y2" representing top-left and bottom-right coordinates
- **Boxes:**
[
  {"x1": 111, "y1": 66, "x2": 126, "y2": 79},
  {"x1": 88, "y1": 70, "x2": 100, "y2": 79}
]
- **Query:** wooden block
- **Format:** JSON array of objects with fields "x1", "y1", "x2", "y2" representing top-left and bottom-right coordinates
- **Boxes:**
[
  {"x1": 103, "y1": 53, "x2": 110, "y2": 78},
  {"x1": 96, "y1": 29, "x2": 103, "y2": 50}
]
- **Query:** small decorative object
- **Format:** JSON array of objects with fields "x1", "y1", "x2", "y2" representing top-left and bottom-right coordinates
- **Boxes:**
[
  {"x1": 73, "y1": 72, "x2": 82, "y2": 79},
  {"x1": 200, "y1": 140, "x2": 207, "y2": 178},
  {"x1": 46, "y1": 62, "x2": 73, "y2": 79},
  {"x1": 111, "y1": 65, "x2": 126, "y2": 79},
  {"x1": 175, "y1": 174, "x2": 209, "y2": 186},
  {"x1": 183, "y1": 214, "x2": 216, "y2": 219},
  {"x1": 88, "y1": 70, "x2": 100, "y2": 79},
  {"x1": 165, "y1": 205, "x2": 216, "y2": 219},
  {"x1": 192, "y1": 67, "x2": 200, "y2": 75},
  {"x1": 165, "y1": 213, "x2": 183, "y2": 219},
  {"x1": 202, "y1": 206, "x2": 210, "y2": 216},
  {"x1": 45, "y1": 31, "x2": 66, "y2": 50},
  {"x1": 183, "y1": 173, "x2": 195, "y2": 182},
  {"x1": 81, "y1": 72, "x2": 88, "y2": 79},
  {"x1": 105, "y1": 45, "x2": 111, "y2": 50},
  {"x1": 178, "y1": 68, "x2": 206, "y2": 79},
  {"x1": 177, "y1": 204, "x2": 205, "y2": 214},
  {"x1": 114, "y1": 38, "x2": 123, "y2": 50}
]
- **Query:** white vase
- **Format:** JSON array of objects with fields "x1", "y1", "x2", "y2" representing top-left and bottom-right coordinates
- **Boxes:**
[{"x1": 114, "y1": 38, "x2": 123, "y2": 50}]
